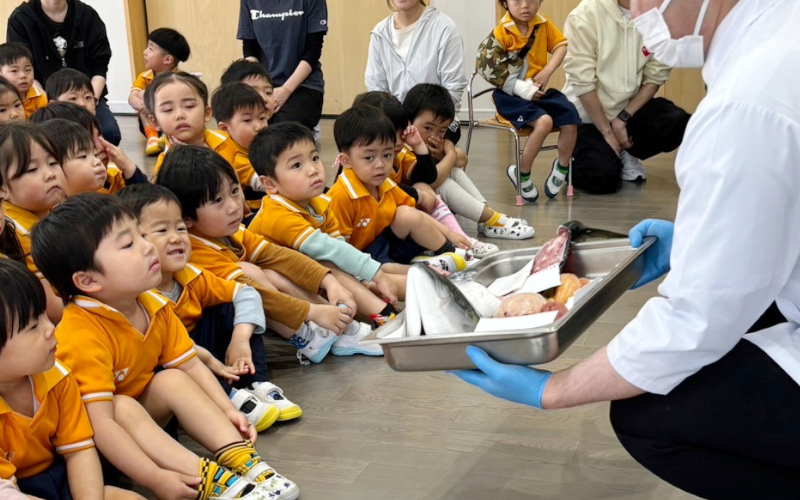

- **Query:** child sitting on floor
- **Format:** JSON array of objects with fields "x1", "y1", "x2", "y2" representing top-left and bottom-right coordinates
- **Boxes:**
[
  {"x1": 0, "y1": 259, "x2": 145, "y2": 500},
  {"x1": 327, "y1": 104, "x2": 469, "y2": 272},
  {"x1": 45, "y1": 68, "x2": 97, "y2": 115},
  {"x1": 248, "y1": 122, "x2": 402, "y2": 329},
  {"x1": 404, "y1": 83, "x2": 535, "y2": 239},
  {"x1": 220, "y1": 59, "x2": 275, "y2": 117},
  {"x1": 31, "y1": 193, "x2": 299, "y2": 500},
  {"x1": 117, "y1": 183, "x2": 302, "y2": 431},
  {"x1": 156, "y1": 145, "x2": 380, "y2": 363},
  {"x1": 0, "y1": 76, "x2": 24, "y2": 123},
  {"x1": 129, "y1": 27, "x2": 190, "y2": 156},
  {"x1": 211, "y1": 82, "x2": 269, "y2": 216},
  {"x1": 37, "y1": 119, "x2": 109, "y2": 196},
  {"x1": 29, "y1": 102, "x2": 147, "y2": 194},
  {"x1": 0, "y1": 43, "x2": 46, "y2": 118}
]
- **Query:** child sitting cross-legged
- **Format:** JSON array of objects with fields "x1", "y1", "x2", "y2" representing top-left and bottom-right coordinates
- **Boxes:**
[
  {"x1": 327, "y1": 104, "x2": 470, "y2": 273},
  {"x1": 117, "y1": 183, "x2": 301, "y2": 430},
  {"x1": 248, "y1": 122, "x2": 403, "y2": 329},
  {"x1": 29, "y1": 102, "x2": 148, "y2": 194},
  {"x1": 156, "y1": 145, "x2": 379, "y2": 363},
  {"x1": 31, "y1": 193, "x2": 299, "y2": 500},
  {"x1": 211, "y1": 82, "x2": 269, "y2": 217},
  {"x1": 0, "y1": 259, "x2": 145, "y2": 500}
]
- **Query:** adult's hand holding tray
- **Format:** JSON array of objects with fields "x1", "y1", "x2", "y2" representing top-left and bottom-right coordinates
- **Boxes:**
[{"x1": 361, "y1": 237, "x2": 655, "y2": 372}]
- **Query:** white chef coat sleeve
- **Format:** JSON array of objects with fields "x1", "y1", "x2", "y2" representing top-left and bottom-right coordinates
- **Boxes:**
[{"x1": 607, "y1": 101, "x2": 800, "y2": 395}]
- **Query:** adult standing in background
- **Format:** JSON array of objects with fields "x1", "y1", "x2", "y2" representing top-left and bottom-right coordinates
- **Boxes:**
[
  {"x1": 365, "y1": 0, "x2": 467, "y2": 143},
  {"x1": 7, "y1": 0, "x2": 121, "y2": 145},
  {"x1": 238, "y1": 0, "x2": 328, "y2": 131}
]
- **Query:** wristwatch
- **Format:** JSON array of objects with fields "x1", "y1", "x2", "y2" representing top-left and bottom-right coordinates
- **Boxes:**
[{"x1": 617, "y1": 109, "x2": 632, "y2": 123}]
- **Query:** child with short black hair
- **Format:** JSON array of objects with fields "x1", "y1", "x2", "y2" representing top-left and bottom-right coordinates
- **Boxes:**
[
  {"x1": 0, "y1": 76, "x2": 24, "y2": 123},
  {"x1": 30, "y1": 193, "x2": 299, "y2": 500},
  {"x1": 0, "y1": 259, "x2": 146, "y2": 500},
  {"x1": 157, "y1": 145, "x2": 378, "y2": 363},
  {"x1": 0, "y1": 42, "x2": 46, "y2": 118},
  {"x1": 220, "y1": 59, "x2": 275, "y2": 116},
  {"x1": 37, "y1": 118, "x2": 107, "y2": 196},
  {"x1": 328, "y1": 104, "x2": 470, "y2": 272},
  {"x1": 0, "y1": 122, "x2": 64, "y2": 322},
  {"x1": 29, "y1": 102, "x2": 147, "y2": 194},
  {"x1": 212, "y1": 82, "x2": 269, "y2": 214},
  {"x1": 404, "y1": 83, "x2": 535, "y2": 239},
  {"x1": 144, "y1": 72, "x2": 241, "y2": 178},
  {"x1": 45, "y1": 68, "x2": 96, "y2": 114},
  {"x1": 117, "y1": 183, "x2": 302, "y2": 429},
  {"x1": 249, "y1": 122, "x2": 402, "y2": 330},
  {"x1": 354, "y1": 91, "x2": 500, "y2": 257},
  {"x1": 129, "y1": 27, "x2": 191, "y2": 156}
]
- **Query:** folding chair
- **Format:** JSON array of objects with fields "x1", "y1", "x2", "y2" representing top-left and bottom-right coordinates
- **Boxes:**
[{"x1": 464, "y1": 70, "x2": 572, "y2": 206}]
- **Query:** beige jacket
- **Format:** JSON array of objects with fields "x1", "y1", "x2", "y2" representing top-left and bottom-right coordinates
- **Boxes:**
[{"x1": 562, "y1": 0, "x2": 672, "y2": 124}]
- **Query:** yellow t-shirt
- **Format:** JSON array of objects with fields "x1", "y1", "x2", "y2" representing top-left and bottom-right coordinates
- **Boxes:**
[
  {"x1": 158, "y1": 264, "x2": 241, "y2": 333},
  {"x1": 131, "y1": 69, "x2": 155, "y2": 92},
  {"x1": 154, "y1": 129, "x2": 240, "y2": 178},
  {"x1": 0, "y1": 362, "x2": 95, "y2": 481},
  {"x1": 327, "y1": 167, "x2": 416, "y2": 250},
  {"x1": 22, "y1": 86, "x2": 47, "y2": 118},
  {"x1": 1, "y1": 202, "x2": 42, "y2": 279},
  {"x1": 249, "y1": 194, "x2": 341, "y2": 250},
  {"x1": 55, "y1": 292, "x2": 197, "y2": 404}
]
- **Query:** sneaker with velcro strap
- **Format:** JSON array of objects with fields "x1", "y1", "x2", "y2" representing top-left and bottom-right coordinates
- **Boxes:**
[
  {"x1": 332, "y1": 320, "x2": 383, "y2": 356},
  {"x1": 292, "y1": 321, "x2": 337, "y2": 364},
  {"x1": 232, "y1": 460, "x2": 299, "y2": 500},
  {"x1": 544, "y1": 158, "x2": 570, "y2": 199},
  {"x1": 200, "y1": 461, "x2": 278, "y2": 500},
  {"x1": 247, "y1": 382, "x2": 302, "y2": 421},
  {"x1": 506, "y1": 164, "x2": 539, "y2": 202},
  {"x1": 230, "y1": 390, "x2": 279, "y2": 433}
]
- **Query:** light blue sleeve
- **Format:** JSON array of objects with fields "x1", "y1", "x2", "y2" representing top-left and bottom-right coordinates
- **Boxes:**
[
  {"x1": 232, "y1": 284, "x2": 266, "y2": 334},
  {"x1": 298, "y1": 229, "x2": 382, "y2": 281}
]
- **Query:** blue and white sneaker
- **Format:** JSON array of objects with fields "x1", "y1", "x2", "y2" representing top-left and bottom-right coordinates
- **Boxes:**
[
  {"x1": 290, "y1": 322, "x2": 337, "y2": 364},
  {"x1": 332, "y1": 321, "x2": 383, "y2": 357}
]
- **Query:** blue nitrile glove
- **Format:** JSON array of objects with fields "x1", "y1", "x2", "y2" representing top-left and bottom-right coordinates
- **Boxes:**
[
  {"x1": 450, "y1": 346, "x2": 552, "y2": 409},
  {"x1": 629, "y1": 218, "x2": 674, "y2": 289}
]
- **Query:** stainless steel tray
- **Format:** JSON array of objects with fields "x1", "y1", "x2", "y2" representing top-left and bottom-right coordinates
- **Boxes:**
[{"x1": 362, "y1": 237, "x2": 654, "y2": 371}]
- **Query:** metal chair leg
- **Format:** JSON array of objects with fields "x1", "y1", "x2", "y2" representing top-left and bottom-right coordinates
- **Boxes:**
[{"x1": 513, "y1": 129, "x2": 523, "y2": 206}]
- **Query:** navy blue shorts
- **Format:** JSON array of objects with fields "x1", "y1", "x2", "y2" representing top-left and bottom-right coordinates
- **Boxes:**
[
  {"x1": 17, "y1": 458, "x2": 72, "y2": 500},
  {"x1": 364, "y1": 226, "x2": 426, "y2": 265},
  {"x1": 493, "y1": 88, "x2": 581, "y2": 130}
]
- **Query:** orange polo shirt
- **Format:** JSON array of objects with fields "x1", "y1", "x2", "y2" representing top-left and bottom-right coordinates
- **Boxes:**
[
  {"x1": 249, "y1": 194, "x2": 341, "y2": 250},
  {"x1": 0, "y1": 362, "x2": 95, "y2": 482},
  {"x1": 327, "y1": 168, "x2": 415, "y2": 250},
  {"x1": 96, "y1": 165, "x2": 125, "y2": 195},
  {"x1": 130, "y1": 69, "x2": 155, "y2": 92},
  {"x1": 392, "y1": 146, "x2": 419, "y2": 185},
  {"x1": 55, "y1": 292, "x2": 197, "y2": 404},
  {"x1": 22, "y1": 86, "x2": 47, "y2": 118},
  {"x1": 153, "y1": 129, "x2": 239, "y2": 177},
  {"x1": 158, "y1": 264, "x2": 241, "y2": 333},
  {"x1": 493, "y1": 12, "x2": 567, "y2": 81},
  {"x1": 2, "y1": 202, "x2": 42, "y2": 279}
]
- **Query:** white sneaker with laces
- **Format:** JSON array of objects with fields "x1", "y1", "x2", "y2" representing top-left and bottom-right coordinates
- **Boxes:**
[
  {"x1": 230, "y1": 390, "x2": 279, "y2": 432},
  {"x1": 248, "y1": 382, "x2": 302, "y2": 421},
  {"x1": 292, "y1": 322, "x2": 337, "y2": 364},
  {"x1": 506, "y1": 165, "x2": 539, "y2": 202},
  {"x1": 620, "y1": 151, "x2": 647, "y2": 181},
  {"x1": 332, "y1": 321, "x2": 383, "y2": 356}
]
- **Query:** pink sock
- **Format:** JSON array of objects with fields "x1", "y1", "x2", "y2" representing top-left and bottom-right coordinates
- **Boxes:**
[{"x1": 430, "y1": 195, "x2": 471, "y2": 240}]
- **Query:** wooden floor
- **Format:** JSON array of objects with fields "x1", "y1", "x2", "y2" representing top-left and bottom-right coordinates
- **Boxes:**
[{"x1": 124, "y1": 117, "x2": 698, "y2": 500}]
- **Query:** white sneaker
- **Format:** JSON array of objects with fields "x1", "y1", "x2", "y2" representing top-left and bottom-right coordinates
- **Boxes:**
[
  {"x1": 411, "y1": 252, "x2": 466, "y2": 273},
  {"x1": 237, "y1": 461, "x2": 299, "y2": 500},
  {"x1": 544, "y1": 158, "x2": 570, "y2": 198},
  {"x1": 248, "y1": 382, "x2": 302, "y2": 421},
  {"x1": 469, "y1": 238, "x2": 500, "y2": 258},
  {"x1": 205, "y1": 471, "x2": 280, "y2": 500},
  {"x1": 230, "y1": 390, "x2": 279, "y2": 433},
  {"x1": 620, "y1": 151, "x2": 647, "y2": 181},
  {"x1": 506, "y1": 164, "x2": 539, "y2": 202},
  {"x1": 332, "y1": 321, "x2": 383, "y2": 356},
  {"x1": 292, "y1": 322, "x2": 337, "y2": 364},
  {"x1": 478, "y1": 219, "x2": 535, "y2": 240}
]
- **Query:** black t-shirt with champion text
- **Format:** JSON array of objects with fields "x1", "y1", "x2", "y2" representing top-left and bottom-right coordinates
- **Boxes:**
[{"x1": 237, "y1": 0, "x2": 328, "y2": 92}]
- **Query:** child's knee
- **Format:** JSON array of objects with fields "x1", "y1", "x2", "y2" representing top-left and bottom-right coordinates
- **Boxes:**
[
  {"x1": 149, "y1": 368, "x2": 192, "y2": 394},
  {"x1": 535, "y1": 115, "x2": 554, "y2": 130}
]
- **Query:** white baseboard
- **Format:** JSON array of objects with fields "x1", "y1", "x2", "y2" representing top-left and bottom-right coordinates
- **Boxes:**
[{"x1": 108, "y1": 100, "x2": 135, "y2": 115}]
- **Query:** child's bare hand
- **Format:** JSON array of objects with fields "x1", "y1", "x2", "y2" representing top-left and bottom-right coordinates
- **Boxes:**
[
  {"x1": 152, "y1": 470, "x2": 201, "y2": 500},
  {"x1": 443, "y1": 139, "x2": 456, "y2": 156},
  {"x1": 402, "y1": 125, "x2": 423, "y2": 148},
  {"x1": 532, "y1": 70, "x2": 551, "y2": 91},
  {"x1": 226, "y1": 408, "x2": 258, "y2": 442},
  {"x1": 204, "y1": 356, "x2": 242, "y2": 384},
  {"x1": 449, "y1": 233, "x2": 472, "y2": 250},
  {"x1": 307, "y1": 304, "x2": 351, "y2": 334},
  {"x1": 371, "y1": 270, "x2": 398, "y2": 305},
  {"x1": 225, "y1": 338, "x2": 255, "y2": 375},
  {"x1": 321, "y1": 275, "x2": 357, "y2": 318},
  {"x1": 415, "y1": 188, "x2": 437, "y2": 213},
  {"x1": 98, "y1": 136, "x2": 137, "y2": 176},
  {"x1": 427, "y1": 136, "x2": 445, "y2": 161}
]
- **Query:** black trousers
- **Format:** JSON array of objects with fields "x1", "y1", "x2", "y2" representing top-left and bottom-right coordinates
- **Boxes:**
[
  {"x1": 573, "y1": 97, "x2": 690, "y2": 194},
  {"x1": 95, "y1": 98, "x2": 122, "y2": 146},
  {"x1": 269, "y1": 86, "x2": 323, "y2": 130},
  {"x1": 610, "y1": 304, "x2": 800, "y2": 499}
]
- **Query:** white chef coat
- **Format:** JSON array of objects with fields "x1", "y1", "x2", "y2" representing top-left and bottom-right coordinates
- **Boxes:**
[{"x1": 607, "y1": 0, "x2": 800, "y2": 395}]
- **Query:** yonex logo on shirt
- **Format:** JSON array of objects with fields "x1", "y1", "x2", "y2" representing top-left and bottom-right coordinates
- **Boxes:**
[
  {"x1": 114, "y1": 368, "x2": 129, "y2": 382},
  {"x1": 250, "y1": 9, "x2": 305, "y2": 21},
  {"x1": 356, "y1": 218, "x2": 371, "y2": 228}
]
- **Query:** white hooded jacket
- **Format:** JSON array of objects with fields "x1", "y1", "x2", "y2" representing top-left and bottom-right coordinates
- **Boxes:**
[
  {"x1": 561, "y1": 0, "x2": 672, "y2": 124},
  {"x1": 365, "y1": 7, "x2": 467, "y2": 111}
]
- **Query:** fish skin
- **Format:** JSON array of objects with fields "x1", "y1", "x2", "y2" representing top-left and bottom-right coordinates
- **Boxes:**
[{"x1": 409, "y1": 264, "x2": 480, "y2": 335}]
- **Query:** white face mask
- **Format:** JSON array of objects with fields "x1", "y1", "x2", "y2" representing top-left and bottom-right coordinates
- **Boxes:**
[{"x1": 633, "y1": 0, "x2": 713, "y2": 68}]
